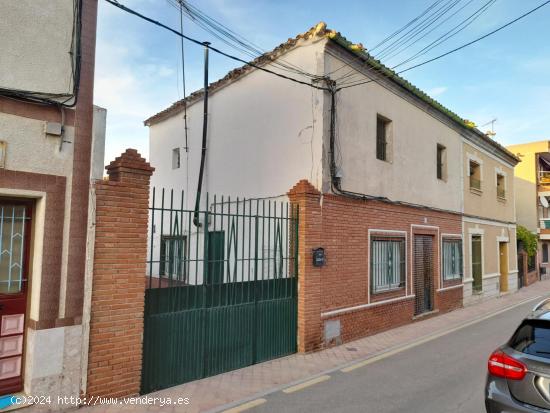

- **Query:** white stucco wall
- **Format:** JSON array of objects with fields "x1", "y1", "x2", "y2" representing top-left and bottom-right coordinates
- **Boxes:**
[
  {"x1": 149, "y1": 39, "x2": 326, "y2": 208},
  {"x1": 325, "y1": 52, "x2": 463, "y2": 213},
  {"x1": 0, "y1": 0, "x2": 76, "y2": 99}
]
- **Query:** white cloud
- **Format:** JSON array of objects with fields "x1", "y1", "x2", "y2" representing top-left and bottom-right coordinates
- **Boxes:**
[{"x1": 427, "y1": 86, "x2": 448, "y2": 97}]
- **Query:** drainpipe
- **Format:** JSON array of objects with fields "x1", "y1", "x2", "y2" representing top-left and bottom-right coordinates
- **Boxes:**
[{"x1": 193, "y1": 42, "x2": 210, "y2": 227}]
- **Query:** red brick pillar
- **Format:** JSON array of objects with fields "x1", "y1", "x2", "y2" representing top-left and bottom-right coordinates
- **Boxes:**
[
  {"x1": 288, "y1": 180, "x2": 323, "y2": 352},
  {"x1": 86, "y1": 149, "x2": 154, "y2": 397}
]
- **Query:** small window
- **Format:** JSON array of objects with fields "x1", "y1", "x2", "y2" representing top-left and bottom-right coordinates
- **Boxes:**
[
  {"x1": 376, "y1": 115, "x2": 391, "y2": 162},
  {"x1": 543, "y1": 243, "x2": 549, "y2": 263},
  {"x1": 469, "y1": 160, "x2": 481, "y2": 190},
  {"x1": 442, "y1": 239, "x2": 462, "y2": 281},
  {"x1": 172, "y1": 148, "x2": 181, "y2": 169},
  {"x1": 437, "y1": 144, "x2": 446, "y2": 180},
  {"x1": 159, "y1": 235, "x2": 187, "y2": 281},
  {"x1": 371, "y1": 237, "x2": 405, "y2": 293},
  {"x1": 497, "y1": 173, "x2": 506, "y2": 199}
]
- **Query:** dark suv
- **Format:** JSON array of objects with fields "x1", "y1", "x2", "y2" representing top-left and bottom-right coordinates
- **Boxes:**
[{"x1": 486, "y1": 299, "x2": 550, "y2": 412}]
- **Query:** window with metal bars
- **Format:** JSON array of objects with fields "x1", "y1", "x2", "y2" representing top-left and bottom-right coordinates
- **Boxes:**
[
  {"x1": 159, "y1": 235, "x2": 187, "y2": 281},
  {"x1": 376, "y1": 115, "x2": 390, "y2": 162},
  {"x1": 0, "y1": 204, "x2": 30, "y2": 294},
  {"x1": 371, "y1": 237, "x2": 405, "y2": 293},
  {"x1": 442, "y1": 239, "x2": 462, "y2": 281}
]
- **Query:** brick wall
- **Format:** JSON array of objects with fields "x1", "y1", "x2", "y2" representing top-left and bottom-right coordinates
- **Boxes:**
[
  {"x1": 289, "y1": 180, "x2": 463, "y2": 350},
  {"x1": 86, "y1": 149, "x2": 154, "y2": 397},
  {"x1": 518, "y1": 250, "x2": 539, "y2": 287}
]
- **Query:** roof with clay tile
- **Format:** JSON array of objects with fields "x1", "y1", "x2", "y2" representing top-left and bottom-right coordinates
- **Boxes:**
[{"x1": 144, "y1": 22, "x2": 519, "y2": 164}]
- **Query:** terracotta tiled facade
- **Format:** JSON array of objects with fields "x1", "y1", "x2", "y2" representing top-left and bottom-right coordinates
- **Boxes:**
[{"x1": 289, "y1": 180, "x2": 463, "y2": 351}]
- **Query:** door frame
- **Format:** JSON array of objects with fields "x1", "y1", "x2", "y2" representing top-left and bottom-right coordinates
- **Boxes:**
[
  {"x1": 0, "y1": 198, "x2": 34, "y2": 396},
  {"x1": 411, "y1": 225, "x2": 439, "y2": 316},
  {"x1": 497, "y1": 236, "x2": 510, "y2": 293}
]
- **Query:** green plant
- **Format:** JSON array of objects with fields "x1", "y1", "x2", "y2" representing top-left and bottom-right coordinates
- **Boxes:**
[{"x1": 517, "y1": 225, "x2": 538, "y2": 257}]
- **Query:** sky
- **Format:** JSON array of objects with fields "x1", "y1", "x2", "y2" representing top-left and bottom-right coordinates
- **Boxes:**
[{"x1": 94, "y1": 0, "x2": 550, "y2": 164}]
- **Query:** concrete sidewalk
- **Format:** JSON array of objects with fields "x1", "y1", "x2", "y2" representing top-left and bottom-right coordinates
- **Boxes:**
[{"x1": 74, "y1": 281, "x2": 550, "y2": 412}]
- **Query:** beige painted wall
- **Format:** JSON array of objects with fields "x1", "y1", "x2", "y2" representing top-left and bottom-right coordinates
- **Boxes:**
[
  {"x1": 0, "y1": 0, "x2": 76, "y2": 99},
  {"x1": 506, "y1": 141, "x2": 549, "y2": 232},
  {"x1": 463, "y1": 142, "x2": 515, "y2": 222},
  {"x1": 463, "y1": 220, "x2": 518, "y2": 303},
  {"x1": 326, "y1": 52, "x2": 463, "y2": 213}
]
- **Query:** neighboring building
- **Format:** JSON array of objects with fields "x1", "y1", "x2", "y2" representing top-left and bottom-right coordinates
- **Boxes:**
[
  {"x1": 507, "y1": 140, "x2": 550, "y2": 280},
  {"x1": 462, "y1": 140, "x2": 519, "y2": 305},
  {"x1": 0, "y1": 0, "x2": 104, "y2": 402},
  {"x1": 145, "y1": 23, "x2": 519, "y2": 350}
]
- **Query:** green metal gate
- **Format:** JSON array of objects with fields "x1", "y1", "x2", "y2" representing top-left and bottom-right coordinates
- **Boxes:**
[{"x1": 141, "y1": 189, "x2": 298, "y2": 394}]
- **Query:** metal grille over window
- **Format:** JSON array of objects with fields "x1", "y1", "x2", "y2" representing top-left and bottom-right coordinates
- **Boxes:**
[
  {"x1": 442, "y1": 239, "x2": 463, "y2": 281},
  {"x1": 371, "y1": 238, "x2": 405, "y2": 293},
  {"x1": 0, "y1": 206, "x2": 28, "y2": 294}
]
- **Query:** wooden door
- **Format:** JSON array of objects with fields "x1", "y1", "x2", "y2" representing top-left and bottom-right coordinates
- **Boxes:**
[
  {"x1": 499, "y1": 242, "x2": 509, "y2": 292},
  {"x1": 0, "y1": 202, "x2": 32, "y2": 396}
]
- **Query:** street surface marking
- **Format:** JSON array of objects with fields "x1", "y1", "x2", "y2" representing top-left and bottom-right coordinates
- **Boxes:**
[
  {"x1": 282, "y1": 375, "x2": 331, "y2": 394},
  {"x1": 222, "y1": 398, "x2": 266, "y2": 413},
  {"x1": 341, "y1": 295, "x2": 543, "y2": 373}
]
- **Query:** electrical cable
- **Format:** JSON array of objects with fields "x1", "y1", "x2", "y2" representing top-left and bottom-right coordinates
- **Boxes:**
[
  {"x1": 166, "y1": 0, "x2": 319, "y2": 79},
  {"x1": 336, "y1": 0, "x2": 550, "y2": 91},
  {"x1": 391, "y1": 0, "x2": 498, "y2": 69},
  {"x1": 104, "y1": 0, "x2": 328, "y2": 91}
]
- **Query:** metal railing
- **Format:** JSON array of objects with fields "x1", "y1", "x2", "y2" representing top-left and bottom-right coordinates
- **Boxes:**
[{"x1": 540, "y1": 218, "x2": 550, "y2": 230}]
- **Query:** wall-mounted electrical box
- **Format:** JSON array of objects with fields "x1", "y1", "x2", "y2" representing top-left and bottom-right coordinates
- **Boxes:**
[{"x1": 312, "y1": 247, "x2": 325, "y2": 267}]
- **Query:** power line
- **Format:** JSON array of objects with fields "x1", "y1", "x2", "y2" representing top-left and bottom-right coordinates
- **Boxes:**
[
  {"x1": 381, "y1": 0, "x2": 479, "y2": 63},
  {"x1": 369, "y1": 0, "x2": 446, "y2": 52},
  {"x1": 165, "y1": 0, "x2": 319, "y2": 79},
  {"x1": 104, "y1": 0, "x2": 328, "y2": 91},
  {"x1": 337, "y1": 0, "x2": 550, "y2": 90},
  {"x1": 375, "y1": 0, "x2": 463, "y2": 59},
  {"x1": 391, "y1": 0, "x2": 498, "y2": 69}
]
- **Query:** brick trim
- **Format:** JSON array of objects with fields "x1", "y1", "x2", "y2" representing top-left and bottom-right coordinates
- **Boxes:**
[
  {"x1": 289, "y1": 180, "x2": 463, "y2": 348},
  {"x1": 0, "y1": 96, "x2": 76, "y2": 125},
  {"x1": 0, "y1": 170, "x2": 66, "y2": 328},
  {"x1": 86, "y1": 149, "x2": 153, "y2": 398},
  {"x1": 64, "y1": 0, "x2": 98, "y2": 321}
]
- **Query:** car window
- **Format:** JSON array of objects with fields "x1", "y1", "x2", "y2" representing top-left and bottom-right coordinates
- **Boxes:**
[{"x1": 509, "y1": 320, "x2": 550, "y2": 359}]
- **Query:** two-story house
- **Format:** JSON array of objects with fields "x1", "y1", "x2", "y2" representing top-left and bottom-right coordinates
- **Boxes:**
[
  {"x1": 0, "y1": 0, "x2": 104, "y2": 402},
  {"x1": 462, "y1": 140, "x2": 519, "y2": 305},
  {"x1": 145, "y1": 23, "x2": 519, "y2": 349},
  {"x1": 507, "y1": 140, "x2": 550, "y2": 280}
]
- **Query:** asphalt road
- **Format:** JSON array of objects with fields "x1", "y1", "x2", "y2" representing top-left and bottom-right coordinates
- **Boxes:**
[{"x1": 250, "y1": 299, "x2": 537, "y2": 413}]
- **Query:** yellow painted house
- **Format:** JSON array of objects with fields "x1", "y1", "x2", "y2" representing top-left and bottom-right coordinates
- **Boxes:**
[{"x1": 507, "y1": 140, "x2": 550, "y2": 277}]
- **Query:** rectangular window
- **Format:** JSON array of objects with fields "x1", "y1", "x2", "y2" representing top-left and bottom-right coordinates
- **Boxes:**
[
  {"x1": 442, "y1": 239, "x2": 462, "y2": 281},
  {"x1": 469, "y1": 160, "x2": 481, "y2": 190},
  {"x1": 543, "y1": 243, "x2": 549, "y2": 263},
  {"x1": 437, "y1": 144, "x2": 446, "y2": 180},
  {"x1": 496, "y1": 173, "x2": 505, "y2": 199},
  {"x1": 376, "y1": 115, "x2": 391, "y2": 161},
  {"x1": 371, "y1": 237, "x2": 405, "y2": 293},
  {"x1": 509, "y1": 320, "x2": 550, "y2": 360},
  {"x1": 159, "y1": 235, "x2": 187, "y2": 281},
  {"x1": 172, "y1": 147, "x2": 181, "y2": 169}
]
